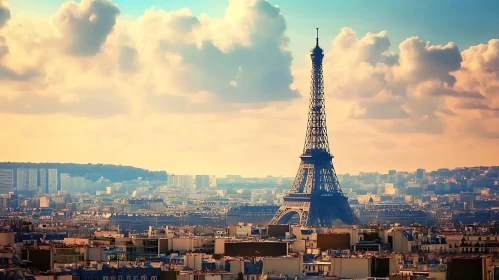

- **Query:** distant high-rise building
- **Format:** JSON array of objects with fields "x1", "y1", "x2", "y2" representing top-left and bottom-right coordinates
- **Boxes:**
[
  {"x1": 167, "y1": 173, "x2": 178, "y2": 186},
  {"x1": 179, "y1": 175, "x2": 194, "y2": 188},
  {"x1": 167, "y1": 174, "x2": 194, "y2": 188},
  {"x1": 388, "y1": 170, "x2": 397, "y2": 176},
  {"x1": 385, "y1": 183, "x2": 396, "y2": 195},
  {"x1": 28, "y1": 168, "x2": 38, "y2": 191},
  {"x1": 47, "y1": 169, "x2": 58, "y2": 194},
  {"x1": 195, "y1": 175, "x2": 210, "y2": 189},
  {"x1": 60, "y1": 173, "x2": 85, "y2": 191},
  {"x1": 60, "y1": 173, "x2": 70, "y2": 189},
  {"x1": 39, "y1": 168, "x2": 47, "y2": 193},
  {"x1": 416, "y1": 168, "x2": 426, "y2": 183},
  {"x1": 0, "y1": 169, "x2": 14, "y2": 194},
  {"x1": 8, "y1": 193, "x2": 19, "y2": 208},
  {"x1": 16, "y1": 168, "x2": 29, "y2": 191},
  {"x1": 224, "y1": 175, "x2": 242, "y2": 184},
  {"x1": 209, "y1": 175, "x2": 217, "y2": 187},
  {"x1": 0, "y1": 195, "x2": 8, "y2": 208}
]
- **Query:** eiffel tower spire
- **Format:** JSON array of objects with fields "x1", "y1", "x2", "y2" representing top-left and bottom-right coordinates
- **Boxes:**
[
  {"x1": 303, "y1": 27, "x2": 330, "y2": 155},
  {"x1": 269, "y1": 30, "x2": 357, "y2": 227}
]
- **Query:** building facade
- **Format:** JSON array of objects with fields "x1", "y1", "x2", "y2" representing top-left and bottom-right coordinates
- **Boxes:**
[
  {"x1": 195, "y1": 175, "x2": 210, "y2": 189},
  {"x1": 48, "y1": 169, "x2": 58, "y2": 194},
  {"x1": 28, "y1": 168, "x2": 38, "y2": 191},
  {"x1": 0, "y1": 169, "x2": 14, "y2": 194},
  {"x1": 39, "y1": 168, "x2": 48, "y2": 194}
]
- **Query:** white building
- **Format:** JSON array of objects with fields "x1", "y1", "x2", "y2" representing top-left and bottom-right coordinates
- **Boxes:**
[
  {"x1": 195, "y1": 175, "x2": 210, "y2": 189},
  {"x1": 168, "y1": 174, "x2": 195, "y2": 188},
  {"x1": 16, "y1": 168, "x2": 29, "y2": 191},
  {"x1": 0, "y1": 195, "x2": 9, "y2": 208},
  {"x1": 48, "y1": 168, "x2": 58, "y2": 194},
  {"x1": 61, "y1": 173, "x2": 85, "y2": 190},
  {"x1": 15, "y1": 168, "x2": 41, "y2": 192},
  {"x1": 28, "y1": 168, "x2": 38, "y2": 191},
  {"x1": 0, "y1": 169, "x2": 14, "y2": 194},
  {"x1": 39, "y1": 168, "x2": 47, "y2": 193}
]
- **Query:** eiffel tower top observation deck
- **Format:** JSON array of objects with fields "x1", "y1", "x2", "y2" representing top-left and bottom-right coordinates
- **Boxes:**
[{"x1": 303, "y1": 28, "x2": 331, "y2": 159}]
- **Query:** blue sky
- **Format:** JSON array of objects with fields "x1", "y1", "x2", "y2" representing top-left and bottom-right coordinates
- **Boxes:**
[{"x1": 10, "y1": 0, "x2": 499, "y2": 67}]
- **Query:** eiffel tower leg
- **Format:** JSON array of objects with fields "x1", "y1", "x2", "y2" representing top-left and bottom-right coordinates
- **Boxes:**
[
  {"x1": 269, "y1": 202, "x2": 310, "y2": 225},
  {"x1": 269, "y1": 205, "x2": 288, "y2": 225}
]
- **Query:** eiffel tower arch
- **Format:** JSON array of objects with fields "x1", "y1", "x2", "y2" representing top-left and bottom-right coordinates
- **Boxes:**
[{"x1": 269, "y1": 29, "x2": 358, "y2": 227}]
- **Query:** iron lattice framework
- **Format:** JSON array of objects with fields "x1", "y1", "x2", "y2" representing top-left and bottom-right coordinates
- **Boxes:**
[{"x1": 269, "y1": 29, "x2": 357, "y2": 227}]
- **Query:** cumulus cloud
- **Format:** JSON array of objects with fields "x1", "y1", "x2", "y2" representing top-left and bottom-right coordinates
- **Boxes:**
[
  {"x1": 1, "y1": 0, "x2": 498, "y2": 135},
  {"x1": 0, "y1": 0, "x2": 10, "y2": 29},
  {"x1": 54, "y1": 0, "x2": 120, "y2": 56},
  {"x1": 0, "y1": 36, "x2": 39, "y2": 80},
  {"x1": 119, "y1": 46, "x2": 137, "y2": 72},
  {"x1": 321, "y1": 27, "x2": 495, "y2": 135},
  {"x1": 331, "y1": 28, "x2": 398, "y2": 67},
  {"x1": 396, "y1": 37, "x2": 462, "y2": 86},
  {"x1": 0, "y1": 0, "x2": 299, "y2": 118},
  {"x1": 138, "y1": 0, "x2": 299, "y2": 104},
  {"x1": 451, "y1": 39, "x2": 499, "y2": 129},
  {"x1": 461, "y1": 39, "x2": 499, "y2": 74}
]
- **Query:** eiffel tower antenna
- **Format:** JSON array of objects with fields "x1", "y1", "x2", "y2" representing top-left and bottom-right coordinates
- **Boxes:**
[
  {"x1": 269, "y1": 29, "x2": 357, "y2": 227},
  {"x1": 316, "y1": 28, "x2": 319, "y2": 46}
]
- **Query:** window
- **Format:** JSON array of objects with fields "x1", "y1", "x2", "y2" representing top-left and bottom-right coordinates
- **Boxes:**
[
  {"x1": 151, "y1": 277, "x2": 157, "y2": 280},
  {"x1": 134, "y1": 276, "x2": 138, "y2": 280},
  {"x1": 118, "y1": 277, "x2": 123, "y2": 280},
  {"x1": 111, "y1": 277, "x2": 116, "y2": 280},
  {"x1": 103, "y1": 277, "x2": 109, "y2": 280},
  {"x1": 127, "y1": 276, "x2": 131, "y2": 280},
  {"x1": 141, "y1": 276, "x2": 147, "y2": 280}
]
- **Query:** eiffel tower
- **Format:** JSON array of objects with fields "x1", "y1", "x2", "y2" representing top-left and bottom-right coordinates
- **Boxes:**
[{"x1": 269, "y1": 29, "x2": 357, "y2": 227}]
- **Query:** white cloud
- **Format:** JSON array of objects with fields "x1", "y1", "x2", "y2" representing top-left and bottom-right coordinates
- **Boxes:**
[
  {"x1": 54, "y1": 0, "x2": 120, "y2": 56},
  {"x1": 0, "y1": 0, "x2": 299, "y2": 118},
  {"x1": 320, "y1": 27, "x2": 495, "y2": 136},
  {"x1": 0, "y1": 0, "x2": 9, "y2": 29},
  {"x1": 395, "y1": 37, "x2": 462, "y2": 86}
]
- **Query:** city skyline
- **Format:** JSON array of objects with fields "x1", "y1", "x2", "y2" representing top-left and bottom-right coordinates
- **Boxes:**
[
  {"x1": 1, "y1": 0, "x2": 499, "y2": 177},
  {"x1": 1, "y1": 2, "x2": 499, "y2": 277}
]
